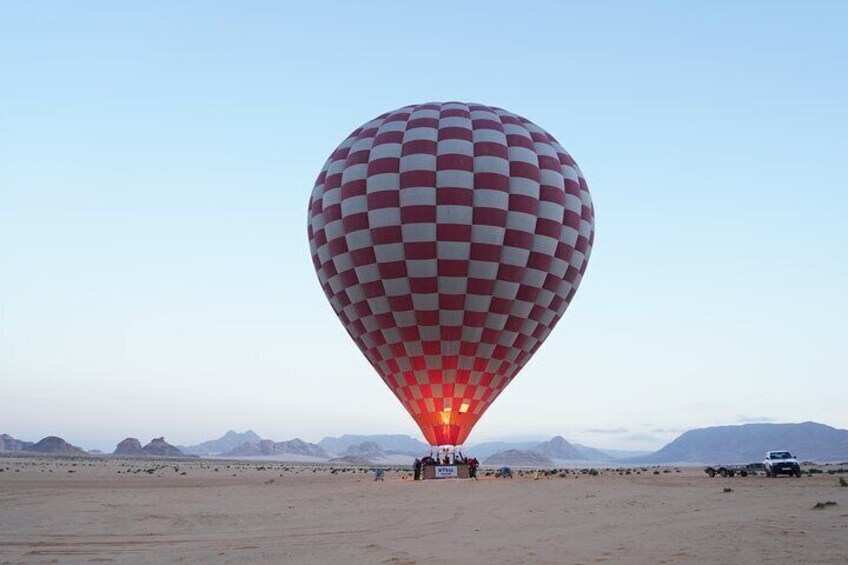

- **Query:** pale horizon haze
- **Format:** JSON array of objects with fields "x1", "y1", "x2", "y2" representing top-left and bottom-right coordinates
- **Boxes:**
[{"x1": 2, "y1": 2, "x2": 846, "y2": 453}]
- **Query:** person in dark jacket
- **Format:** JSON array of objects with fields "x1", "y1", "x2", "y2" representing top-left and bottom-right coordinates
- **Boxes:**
[
  {"x1": 413, "y1": 458, "x2": 422, "y2": 481},
  {"x1": 468, "y1": 457, "x2": 479, "y2": 479}
]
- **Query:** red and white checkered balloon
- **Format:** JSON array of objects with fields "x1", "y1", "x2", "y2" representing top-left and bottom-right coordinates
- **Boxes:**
[{"x1": 308, "y1": 102, "x2": 594, "y2": 446}]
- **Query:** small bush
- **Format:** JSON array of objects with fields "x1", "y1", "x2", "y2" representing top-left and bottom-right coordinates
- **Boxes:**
[
  {"x1": 839, "y1": 477, "x2": 847, "y2": 487},
  {"x1": 723, "y1": 487, "x2": 733, "y2": 493},
  {"x1": 812, "y1": 501, "x2": 838, "y2": 510}
]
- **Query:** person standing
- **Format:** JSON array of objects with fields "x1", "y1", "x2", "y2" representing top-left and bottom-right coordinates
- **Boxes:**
[{"x1": 413, "y1": 458, "x2": 422, "y2": 481}]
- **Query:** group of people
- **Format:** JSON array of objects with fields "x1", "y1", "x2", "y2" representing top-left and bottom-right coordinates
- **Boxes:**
[{"x1": 412, "y1": 453, "x2": 480, "y2": 480}]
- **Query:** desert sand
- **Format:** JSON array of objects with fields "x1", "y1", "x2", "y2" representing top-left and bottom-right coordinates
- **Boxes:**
[{"x1": 1, "y1": 455, "x2": 846, "y2": 564}]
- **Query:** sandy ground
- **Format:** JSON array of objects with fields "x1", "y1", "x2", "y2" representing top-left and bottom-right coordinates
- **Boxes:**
[{"x1": 1, "y1": 456, "x2": 846, "y2": 564}]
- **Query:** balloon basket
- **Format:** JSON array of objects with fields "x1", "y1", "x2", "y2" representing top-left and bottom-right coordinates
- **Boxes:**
[{"x1": 422, "y1": 464, "x2": 470, "y2": 480}]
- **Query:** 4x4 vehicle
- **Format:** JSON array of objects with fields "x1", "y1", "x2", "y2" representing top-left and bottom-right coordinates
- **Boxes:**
[
  {"x1": 704, "y1": 464, "x2": 749, "y2": 478},
  {"x1": 763, "y1": 450, "x2": 801, "y2": 477}
]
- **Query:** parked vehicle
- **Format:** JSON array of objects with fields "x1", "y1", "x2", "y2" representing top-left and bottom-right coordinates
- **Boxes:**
[
  {"x1": 704, "y1": 464, "x2": 750, "y2": 478},
  {"x1": 763, "y1": 450, "x2": 801, "y2": 477}
]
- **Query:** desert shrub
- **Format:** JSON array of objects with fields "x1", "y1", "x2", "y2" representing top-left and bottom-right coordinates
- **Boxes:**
[
  {"x1": 812, "y1": 501, "x2": 838, "y2": 510},
  {"x1": 723, "y1": 487, "x2": 733, "y2": 493},
  {"x1": 653, "y1": 470, "x2": 660, "y2": 475},
  {"x1": 839, "y1": 477, "x2": 848, "y2": 487}
]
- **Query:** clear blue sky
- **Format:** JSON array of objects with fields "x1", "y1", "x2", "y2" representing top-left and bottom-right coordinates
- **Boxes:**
[{"x1": 2, "y1": 2, "x2": 846, "y2": 452}]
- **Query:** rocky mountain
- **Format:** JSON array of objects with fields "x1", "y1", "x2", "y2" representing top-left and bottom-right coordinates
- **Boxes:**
[
  {"x1": 482, "y1": 449, "x2": 555, "y2": 467},
  {"x1": 571, "y1": 443, "x2": 614, "y2": 460},
  {"x1": 344, "y1": 441, "x2": 385, "y2": 459},
  {"x1": 533, "y1": 436, "x2": 585, "y2": 459},
  {"x1": 29, "y1": 436, "x2": 87, "y2": 455},
  {"x1": 628, "y1": 422, "x2": 848, "y2": 464},
  {"x1": 141, "y1": 437, "x2": 184, "y2": 457},
  {"x1": 113, "y1": 438, "x2": 145, "y2": 456},
  {"x1": 223, "y1": 438, "x2": 328, "y2": 458},
  {"x1": 465, "y1": 441, "x2": 539, "y2": 460},
  {"x1": 225, "y1": 439, "x2": 279, "y2": 457},
  {"x1": 226, "y1": 441, "x2": 263, "y2": 456},
  {"x1": 318, "y1": 434, "x2": 429, "y2": 456},
  {"x1": 0, "y1": 433, "x2": 35, "y2": 452},
  {"x1": 274, "y1": 438, "x2": 327, "y2": 457},
  {"x1": 179, "y1": 430, "x2": 264, "y2": 456},
  {"x1": 468, "y1": 438, "x2": 614, "y2": 460}
]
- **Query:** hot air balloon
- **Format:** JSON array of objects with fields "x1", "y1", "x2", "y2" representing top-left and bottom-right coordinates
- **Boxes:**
[{"x1": 307, "y1": 102, "x2": 594, "y2": 447}]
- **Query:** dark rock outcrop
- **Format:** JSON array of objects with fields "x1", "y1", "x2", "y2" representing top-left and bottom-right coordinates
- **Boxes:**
[
  {"x1": 113, "y1": 438, "x2": 145, "y2": 456},
  {"x1": 141, "y1": 437, "x2": 184, "y2": 457},
  {"x1": 30, "y1": 436, "x2": 87, "y2": 455}
]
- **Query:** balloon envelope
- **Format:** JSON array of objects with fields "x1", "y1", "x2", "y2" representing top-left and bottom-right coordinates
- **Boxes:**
[{"x1": 307, "y1": 102, "x2": 594, "y2": 446}]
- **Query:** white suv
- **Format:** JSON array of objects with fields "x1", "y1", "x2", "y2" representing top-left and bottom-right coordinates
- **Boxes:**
[{"x1": 763, "y1": 450, "x2": 801, "y2": 478}]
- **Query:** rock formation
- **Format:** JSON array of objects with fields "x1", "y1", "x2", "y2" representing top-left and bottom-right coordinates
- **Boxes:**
[
  {"x1": 29, "y1": 436, "x2": 87, "y2": 455},
  {"x1": 0, "y1": 433, "x2": 35, "y2": 452},
  {"x1": 533, "y1": 436, "x2": 585, "y2": 460},
  {"x1": 482, "y1": 449, "x2": 555, "y2": 467},
  {"x1": 344, "y1": 441, "x2": 385, "y2": 459},
  {"x1": 141, "y1": 437, "x2": 184, "y2": 457},
  {"x1": 113, "y1": 438, "x2": 144, "y2": 456}
]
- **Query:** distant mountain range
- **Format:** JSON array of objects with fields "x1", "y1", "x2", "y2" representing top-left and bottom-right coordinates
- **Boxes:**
[
  {"x1": 465, "y1": 437, "x2": 647, "y2": 461},
  {"x1": 317, "y1": 434, "x2": 431, "y2": 456},
  {"x1": 484, "y1": 449, "x2": 555, "y2": 467},
  {"x1": 624, "y1": 422, "x2": 848, "y2": 464},
  {"x1": 480, "y1": 436, "x2": 610, "y2": 466},
  {"x1": 3, "y1": 422, "x2": 847, "y2": 464},
  {"x1": 178, "y1": 430, "x2": 263, "y2": 456},
  {"x1": 1, "y1": 433, "x2": 34, "y2": 452},
  {"x1": 224, "y1": 438, "x2": 328, "y2": 458}
]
